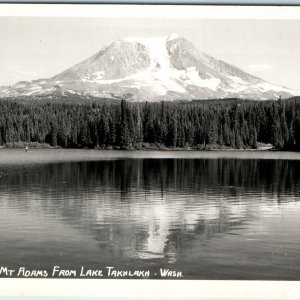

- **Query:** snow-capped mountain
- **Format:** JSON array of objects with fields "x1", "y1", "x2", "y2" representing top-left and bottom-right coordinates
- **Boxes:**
[{"x1": 1, "y1": 34, "x2": 299, "y2": 101}]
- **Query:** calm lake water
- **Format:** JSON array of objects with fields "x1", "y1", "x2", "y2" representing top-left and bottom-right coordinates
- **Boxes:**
[{"x1": 0, "y1": 149, "x2": 300, "y2": 280}]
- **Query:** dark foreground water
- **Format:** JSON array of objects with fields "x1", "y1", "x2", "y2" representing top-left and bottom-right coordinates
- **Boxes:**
[{"x1": 0, "y1": 150, "x2": 300, "y2": 280}]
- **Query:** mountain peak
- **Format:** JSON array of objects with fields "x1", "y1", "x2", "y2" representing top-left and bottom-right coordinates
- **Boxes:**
[
  {"x1": 122, "y1": 33, "x2": 180, "y2": 43},
  {"x1": 1, "y1": 35, "x2": 299, "y2": 101},
  {"x1": 167, "y1": 33, "x2": 180, "y2": 41}
]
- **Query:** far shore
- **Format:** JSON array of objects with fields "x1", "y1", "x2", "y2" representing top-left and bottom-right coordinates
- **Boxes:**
[
  {"x1": 0, "y1": 148, "x2": 300, "y2": 166},
  {"x1": 0, "y1": 141, "x2": 274, "y2": 152}
]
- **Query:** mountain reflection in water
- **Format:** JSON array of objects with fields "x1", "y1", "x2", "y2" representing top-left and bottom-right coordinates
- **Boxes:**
[{"x1": 0, "y1": 156, "x2": 300, "y2": 279}]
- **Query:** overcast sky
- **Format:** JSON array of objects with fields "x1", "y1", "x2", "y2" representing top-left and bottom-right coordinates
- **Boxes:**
[{"x1": 0, "y1": 16, "x2": 300, "y2": 90}]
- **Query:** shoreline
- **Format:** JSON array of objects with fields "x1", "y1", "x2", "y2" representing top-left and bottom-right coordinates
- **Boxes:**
[
  {"x1": 0, "y1": 148, "x2": 300, "y2": 167},
  {"x1": 1, "y1": 141, "x2": 274, "y2": 152}
]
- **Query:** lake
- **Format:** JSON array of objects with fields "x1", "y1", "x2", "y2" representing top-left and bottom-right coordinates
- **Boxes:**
[{"x1": 0, "y1": 149, "x2": 300, "y2": 280}]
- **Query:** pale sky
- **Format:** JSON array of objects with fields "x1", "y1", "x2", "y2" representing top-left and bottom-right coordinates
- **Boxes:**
[{"x1": 0, "y1": 16, "x2": 300, "y2": 90}]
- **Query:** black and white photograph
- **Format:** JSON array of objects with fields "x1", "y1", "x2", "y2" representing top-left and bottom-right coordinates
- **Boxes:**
[{"x1": 0, "y1": 3, "x2": 300, "y2": 286}]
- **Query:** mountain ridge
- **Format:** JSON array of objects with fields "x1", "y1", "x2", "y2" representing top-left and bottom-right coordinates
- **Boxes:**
[{"x1": 1, "y1": 34, "x2": 299, "y2": 101}]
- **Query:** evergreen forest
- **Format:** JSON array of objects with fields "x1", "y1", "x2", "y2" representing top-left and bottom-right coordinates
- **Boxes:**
[{"x1": 0, "y1": 97, "x2": 300, "y2": 151}]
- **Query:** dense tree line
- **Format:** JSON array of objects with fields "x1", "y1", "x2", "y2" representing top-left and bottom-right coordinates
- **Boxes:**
[{"x1": 0, "y1": 97, "x2": 300, "y2": 150}]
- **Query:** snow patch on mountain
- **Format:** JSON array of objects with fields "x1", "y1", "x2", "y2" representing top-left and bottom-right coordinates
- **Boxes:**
[
  {"x1": 82, "y1": 71, "x2": 106, "y2": 82},
  {"x1": 182, "y1": 67, "x2": 220, "y2": 91},
  {"x1": 25, "y1": 86, "x2": 42, "y2": 96},
  {"x1": 255, "y1": 82, "x2": 300, "y2": 94},
  {"x1": 123, "y1": 36, "x2": 171, "y2": 70}
]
